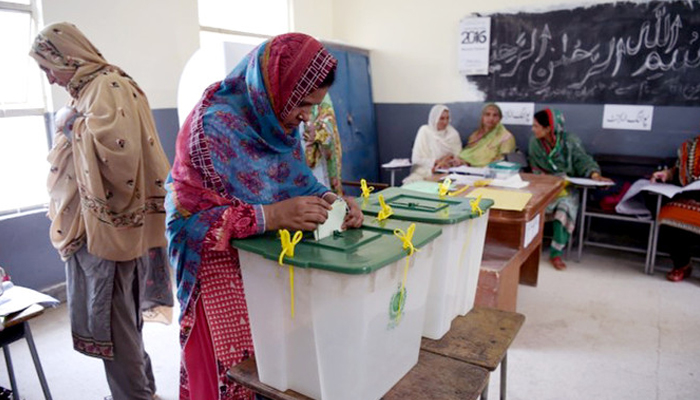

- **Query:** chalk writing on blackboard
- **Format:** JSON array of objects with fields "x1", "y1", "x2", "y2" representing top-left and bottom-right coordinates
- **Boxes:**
[{"x1": 469, "y1": 1, "x2": 700, "y2": 106}]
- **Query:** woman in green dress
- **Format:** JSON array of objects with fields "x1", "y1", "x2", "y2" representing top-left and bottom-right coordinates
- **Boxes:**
[{"x1": 529, "y1": 109, "x2": 612, "y2": 270}]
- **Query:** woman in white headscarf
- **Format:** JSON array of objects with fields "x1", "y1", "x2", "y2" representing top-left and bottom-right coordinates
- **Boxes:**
[{"x1": 403, "y1": 104, "x2": 462, "y2": 184}]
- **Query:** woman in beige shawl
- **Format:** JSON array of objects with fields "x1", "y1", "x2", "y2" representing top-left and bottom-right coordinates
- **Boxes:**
[
  {"x1": 403, "y1": 104, "x2": 462, "y2": 184},
  {"x1": 31, "y1": 22, "x2": 171, "y2": 400}
]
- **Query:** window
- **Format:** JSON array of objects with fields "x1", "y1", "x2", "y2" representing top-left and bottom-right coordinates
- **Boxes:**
[
  {"x1": 0, "y1": 0, "x2": 50, "y2": 215},
  {"x1": 198, "y1": 0, "x2": 289, "y2": 49}
]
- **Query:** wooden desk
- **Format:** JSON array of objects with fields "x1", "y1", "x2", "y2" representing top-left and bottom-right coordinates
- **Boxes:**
[
  {"x1": 1, "y1": 304, "x2": 52, "y2": 400},
  {"x1": 227, "y1": 350, "x2": 489, "y2": 400},
  {"x1": 479, "y1": 173, "x2": 563, "y2": 287}
]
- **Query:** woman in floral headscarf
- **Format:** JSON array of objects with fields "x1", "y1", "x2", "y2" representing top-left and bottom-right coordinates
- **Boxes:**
[
  {"x1": 30, "y1": 22, "x2": 172, "y2": 400},
  {"x1": 166, "y1": 33, "x2": 363, "y2": 399},
  {"x1": 529, "y1": 109, "x2": 612, "y2": 271},
  {"x1": 651, "y1": 135, "x2": 700, "y2": 282}
]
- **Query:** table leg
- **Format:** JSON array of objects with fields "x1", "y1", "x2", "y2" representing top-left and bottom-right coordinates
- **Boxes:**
[
  {"x1": 518, "y1": 244, "x2": 541, "y2": 287},
  {"x1": 390, "y1": 170, "x2": 396, "y2": 187},
  {"x1": 481, "y1": 374, "x2": 490, "y2": 400},
  {"x1": 24, "y1": 323, "x2": 52, "y2": 399},
  {"x1": 500, "y1": 354, "x2": 508, "y2": 400},
  {"x1": 576, "y1": 187, "x2": 589, "y2": 262},
  {"x1": 647, "y1": 194, "x2": 663, "y2": 275},
  {"x1": 2, "y1": 346, "x2": 18, "y2": 400}
]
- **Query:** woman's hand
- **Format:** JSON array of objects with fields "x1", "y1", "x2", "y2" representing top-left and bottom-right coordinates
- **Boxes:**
[
  {"x1": 651, "y1": 169, "x2": 673, "y2": 183},
  {"x1": 433, "y1": 155, "x2": 456, "y2": 171},
  {"x1": 590, "y1": 172, "x2": 613, "y2": 183},
  {"x1": 342, "y1": 196, "x2": 364, "y2": 229},
  {"x1": 302, "y1": 122, "x2": 316, "y2": 143},
  {"x1": 262, "y1": 196, "x2": 332, "y2": 231},
  {"x1": 54, "y1": 106, "x2": 78, "y2": 139}
]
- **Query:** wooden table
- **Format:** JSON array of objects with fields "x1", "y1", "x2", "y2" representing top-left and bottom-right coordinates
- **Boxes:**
[
  {"x1": 479, "y1": 173, "x2": 563, "y2": 286},
  {"x1": 227, "y1": 350, "x2": 489, "y2": 400},
  {"x1": 1, "y1": 303, "x2": 53, "y2": 400}
]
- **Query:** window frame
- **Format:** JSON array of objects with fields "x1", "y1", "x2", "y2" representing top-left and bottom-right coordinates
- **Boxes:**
[
  {"x1": 0, "y1": 0, "x2": 52, "y2": 217},
  {"x1": 197, "y1": 0, "x2": 291, "y2": 46}
]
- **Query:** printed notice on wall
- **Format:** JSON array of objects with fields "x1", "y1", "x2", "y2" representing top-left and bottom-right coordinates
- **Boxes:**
[
  {"x1": 497, "y1": 102, "x2": 535, "y2": 126},
  {"x1": 458, "y1": 17, "x2": 491, "y2": 75},
  {"x1": 523, "y1": 213, "x2": 540, "y2": 248},
  {"x1": 602, "y1": 104, "x2": 654, "y2": 131}
]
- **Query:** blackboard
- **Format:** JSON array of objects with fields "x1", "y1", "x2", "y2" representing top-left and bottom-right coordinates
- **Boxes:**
[{"x1": 468, "y1": 1, "x2": 700, "y2": 106}]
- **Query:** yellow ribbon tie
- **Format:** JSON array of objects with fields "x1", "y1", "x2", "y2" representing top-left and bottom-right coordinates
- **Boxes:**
[
  {"x1": 470, "y1": 194, "x2": 484, "y2": 216},
  {"x1": 360, "y1": 179, "x2": 375, "y2": 198},
  {"x1": 377, "y1": 194, "x2": 393, "y2": 221},
  {"x1": 393, "y1": 223, "x2": 418, "y2": 256},
  {"x1": 393, "y1": 223, "x2": 418, "y2": 324},
  {"x1": 278, "y1": 229, "x2": 303, "y2": 318},
  {"x1": 448, "y1": 185, "x2": 469, "y2": 197},
  {"x1": 438, "y1": 178, "x2": 452, "y2": 198}
]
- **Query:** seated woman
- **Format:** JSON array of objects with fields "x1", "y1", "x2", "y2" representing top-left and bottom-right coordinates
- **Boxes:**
[
  {"x1": 403, "y1": 104, "x2": 462, "y2": 184},
  {"x1": 529, "y1": 109, "x2": 612, "y2": 271},
  {"x1": 300, "y1": 93, "x2": 344, "y2": 195},
  {"x1": 651, "y1": 134, "x2": 700, "y2": 282},
  {"x1": 456, "y1": 103, "x2": 516, "y2": 167}
]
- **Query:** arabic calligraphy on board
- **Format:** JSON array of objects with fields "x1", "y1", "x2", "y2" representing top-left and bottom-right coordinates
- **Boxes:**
[{"x1": 469, "y1": 1, "x2": 700, "y2": 105}]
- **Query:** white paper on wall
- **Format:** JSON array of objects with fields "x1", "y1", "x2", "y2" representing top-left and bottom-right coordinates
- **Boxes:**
[
  {"x1": 497, "y1": 102, "x2": 535, "y2": 126},
  {"x1": 458, "y1": 17, "x2": 491, "y2": 75},
  {"x1": 602, "y1": 104, "x2": 654, "y2": 131}
]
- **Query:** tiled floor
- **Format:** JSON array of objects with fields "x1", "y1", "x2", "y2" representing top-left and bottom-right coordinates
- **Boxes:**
[{"x1": 3, "y1": 247, "x2": 699, "y2": 400}]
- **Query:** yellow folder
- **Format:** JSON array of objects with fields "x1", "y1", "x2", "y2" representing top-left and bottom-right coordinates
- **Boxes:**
[{"x1": 468, "y1": 187, "x2": 532, "y2": 211}]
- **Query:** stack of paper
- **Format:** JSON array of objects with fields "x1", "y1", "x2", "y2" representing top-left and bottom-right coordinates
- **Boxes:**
[
  {"x1": 381, "y1": 158, "x2": 412, "y2": 168},
  {"x1": 489, "y1": 174, "x2": 530, "y2": 189},
  {"x1": 0, "y1": 282, "x2": 59, "y2": 318}
]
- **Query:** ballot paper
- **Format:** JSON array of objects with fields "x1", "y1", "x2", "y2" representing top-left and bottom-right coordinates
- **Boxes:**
[{"x1": 314, "y1": 198, "x2": 348, "y2": 240}]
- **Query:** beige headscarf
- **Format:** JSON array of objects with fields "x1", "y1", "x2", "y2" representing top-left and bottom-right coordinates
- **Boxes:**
[
  {"x1": 403, "y1": 104, "x2": 462, "y2": 183},
  {"x1": 32, "y1": 22, "x2": 170, "y2": 261}
]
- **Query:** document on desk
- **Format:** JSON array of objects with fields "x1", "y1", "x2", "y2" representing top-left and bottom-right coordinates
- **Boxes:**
[
  {"x1": 447, "y1": 165, "x2": 489, "y2": 176},
  {"x1": 468, "y1": 187, "x2": 532, "y2": 211},
  {"x1": 0, "y1": 282, "x2": 59, "y2": 317},
  {"x1": 565, "y1": 176, "x2": 615, "y2": 187},
  {"x1": 382, "y1": 158, "x2": 411, "y2": 168},
  {"x1": 615, "y1": 179, "x2": 700, "y2": 217}
]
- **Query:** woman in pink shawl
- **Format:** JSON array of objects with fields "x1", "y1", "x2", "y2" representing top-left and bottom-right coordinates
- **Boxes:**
[{"x1": 165, "y1": 33, "x2": 363, "y2": 399}]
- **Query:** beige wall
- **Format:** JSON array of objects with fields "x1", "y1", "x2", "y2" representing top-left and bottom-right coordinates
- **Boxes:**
[
  {"x1": 291, "y1": 0, "x2": 334, "y2": 39},
  {"x1": 38, "y1": 0, "x2": 619, "y2": 108},
  {"x1": 328, "y1": 0, "x2": 616, "y2": 104},
  {"x1": 41, "y1": 0, "x2": 200, "y2": 109}
]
